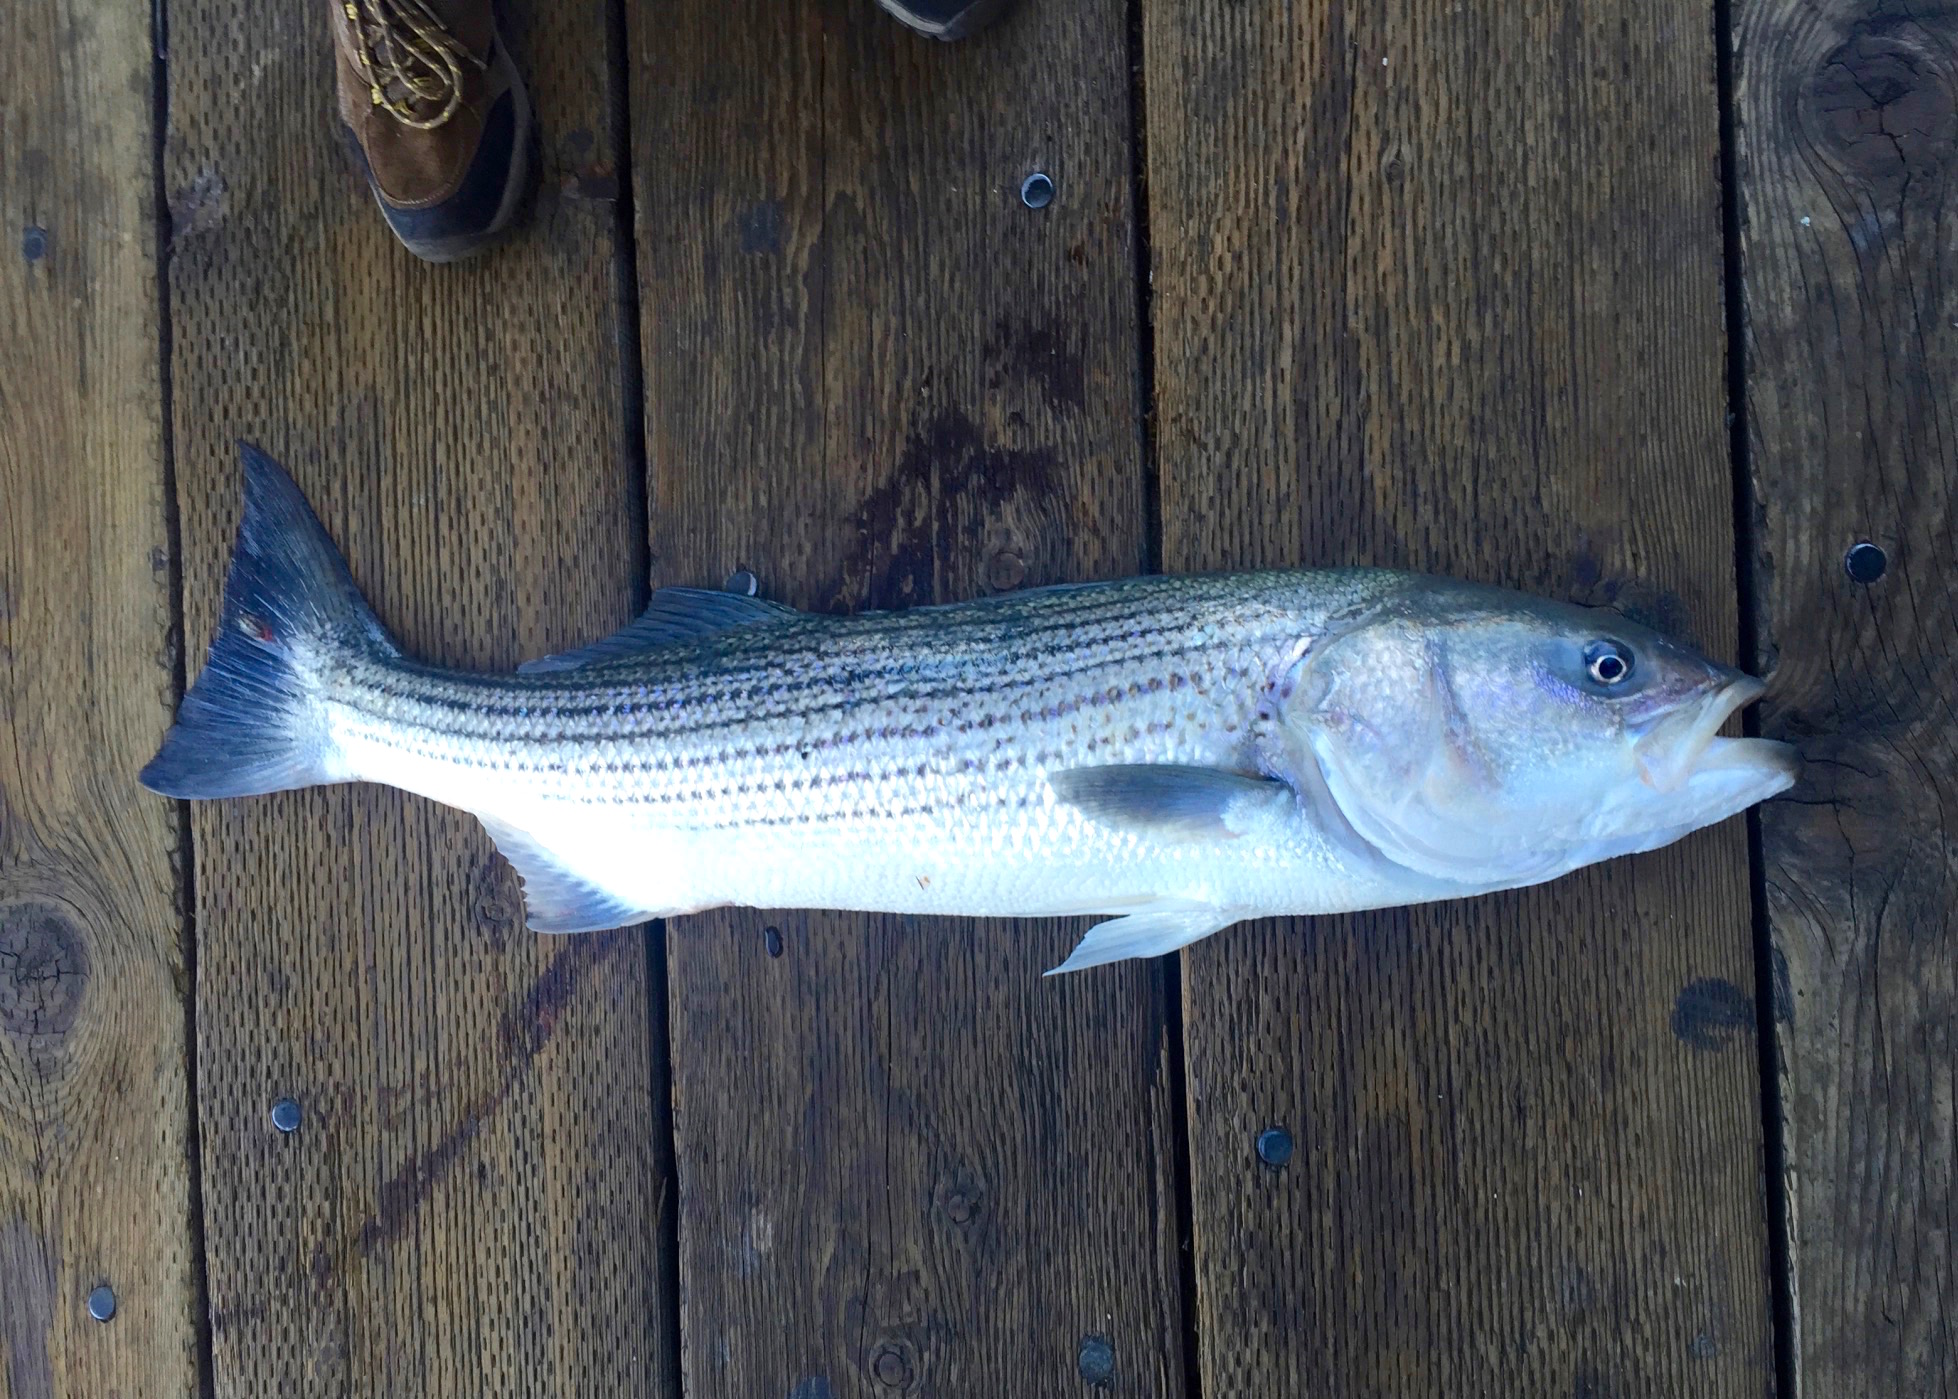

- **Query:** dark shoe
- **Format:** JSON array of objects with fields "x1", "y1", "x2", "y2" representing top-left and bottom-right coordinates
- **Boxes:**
[
  {"x1": 878, "y1": 0, "x2": 1019, "y2": 39},
  {"x1": 332, "y1": 0, "x2": 532, "y2": 262}
]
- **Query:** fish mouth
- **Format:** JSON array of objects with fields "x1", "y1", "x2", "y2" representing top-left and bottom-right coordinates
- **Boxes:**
[{"x1": 1635, "y1": 672, "x2": 1799, "y2": 798}]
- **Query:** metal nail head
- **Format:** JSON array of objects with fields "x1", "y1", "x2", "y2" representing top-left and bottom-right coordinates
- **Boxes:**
[
  {"x1": 87, "y1": 1285, "x2": 117, "y2": 1322},
  {"x1": 1020, "y1": 171, "x2": 1055, "y2": 209},
  {"x1": 271, "y1": 1097, "x2": 303, "y2": 1133},
  {"x1": 1844, "y1": 541, "x2": 1886, "y2": 584},
  {"x1": 1256, "y1": 1126, "x2": 1294, "y2": 1167}
]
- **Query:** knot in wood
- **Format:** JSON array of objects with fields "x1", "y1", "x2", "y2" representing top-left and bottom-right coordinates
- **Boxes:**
[
  {"x1": 869, "y1": 1342, "x2": 915, "y2": 1389},
  {"x1": 985, "y1": 548, "x2": 1026, "y2": 592},
  {"x1": 0, "y1": 901, "x2": 90, "y2": 1040},
  {"x1": 1809, "y1": 24, "x2": 1956, "y2": 187},
  {"x1": 470, "y1": 855, "x2": 519, "y2": 938},
  {"x1": 936, "y1": 1169, "x2": 985, "y2": 1224}
]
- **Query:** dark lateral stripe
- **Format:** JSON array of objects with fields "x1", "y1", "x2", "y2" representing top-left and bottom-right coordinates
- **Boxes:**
[
  {"x1": 333, "y1": 652, "x2": 1232, "y2": 804},
  {"x1": 336, "y1": 602, "x2": 1235, "y2": 743},
  {"x1": 350, "y1": 591, "x2": 1189, "y2": 725}
]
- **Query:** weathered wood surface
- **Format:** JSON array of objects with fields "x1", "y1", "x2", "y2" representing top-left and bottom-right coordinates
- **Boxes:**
[
  {"x1": 162, "y1": 3, "x2": 672, "y2": 1395},
  {"x1": 1142, "y1": 0, "x2": 1776, "y2": 1392},
  {"x1": 0, "y1": 2, "x2": 201, "y2": 1396},
  {"x1": 631, "y1": 2, "x2": 1186, "y2": 1394},
  {"x1": 22, "y1": 0, "x2": 1948, "y2": 1387},
  {"x1": 1735, "y1": 0, "x2": 1958, "y2": 1391}
]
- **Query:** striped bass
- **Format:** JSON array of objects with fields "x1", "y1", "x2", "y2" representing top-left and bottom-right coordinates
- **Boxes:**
[{"x1": 141, "y1": 446, "x2": 1798, "y2": 973}]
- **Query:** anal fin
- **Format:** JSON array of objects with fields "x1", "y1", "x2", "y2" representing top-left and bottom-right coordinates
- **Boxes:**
[
  {"x1": 1045, "y1": 906, "x2": 1239, "y2": 976},
  {"x1": 479, "y1": 817, "x2": 655, "y2": 934}
]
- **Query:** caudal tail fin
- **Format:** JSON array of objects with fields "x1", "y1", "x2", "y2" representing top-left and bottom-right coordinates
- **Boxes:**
[{"x1": 140, "y1": 442, "x2": 399, "y2": 800}]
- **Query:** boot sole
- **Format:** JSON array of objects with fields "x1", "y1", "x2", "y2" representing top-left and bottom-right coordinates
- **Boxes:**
[{"x1": 382, "y1": 36, "x2": 535, "y2": 264}]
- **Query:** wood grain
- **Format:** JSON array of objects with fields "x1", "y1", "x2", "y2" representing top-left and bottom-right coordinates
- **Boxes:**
[
  {"x1": 162, "y1": 2, "x2": 673, "y2": 1394},
  {"x1": 1734, "y1": 0, "x2": 1958, "y2": 1391},
  {"x1": 0, "y1": 1, "x2": 200, "y2": 1395},
  {"x1": 1142, "y1": 0, "x2": 1774, "y2": 1391},
  {"x1": 631, "y1": 3, "x2": 1186, "y2": 1394}
]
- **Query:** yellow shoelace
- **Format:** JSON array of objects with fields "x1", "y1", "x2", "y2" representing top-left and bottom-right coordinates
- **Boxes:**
[{"x1": 344, "y1": 0, "x2": 486, "y2": 130}]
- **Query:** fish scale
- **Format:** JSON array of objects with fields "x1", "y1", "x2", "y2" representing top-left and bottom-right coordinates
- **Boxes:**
[
  {"x1": 305, "y1": 569, "x2": 1386, "y2": 934},
  {"x1": 325, "y1": 583, "x2": 1320, "y2": 813},
  {"x1": 143, "y1": 446, "x2": 1798, "y2": 974}
]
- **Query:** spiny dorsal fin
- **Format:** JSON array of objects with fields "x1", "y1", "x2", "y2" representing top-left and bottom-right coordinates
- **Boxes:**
[
  {"x1": 518, "y1": 587, "x2": 800, "y2": 673},
  {"x1": 1049, "y1": 764, "x2": 1294, "y2": 840}
]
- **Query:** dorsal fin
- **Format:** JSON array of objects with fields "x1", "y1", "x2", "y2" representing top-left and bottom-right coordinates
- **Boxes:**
[{"x1": 518, "y1": 587, "x2": 800, "y2": 673}]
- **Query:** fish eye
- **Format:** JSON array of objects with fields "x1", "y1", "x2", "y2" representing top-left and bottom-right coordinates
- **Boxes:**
[{"x1": 1584, "y1": 640, "x2": 1635, "y2": 687}]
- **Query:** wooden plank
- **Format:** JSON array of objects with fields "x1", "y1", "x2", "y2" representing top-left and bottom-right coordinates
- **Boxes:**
[
  {"x1": 630, "y1": 4, "x2": 1185, "y2": 1394},
  {"x1": 1143, "y1": 1, "x2": 1775, "y2": 1392},
  {"x1": 162, "y1": 4, "x2": 672, "y2": 1394},
  {"x1": 1734, "y1": 1, "x2": 1958, "y2": 1392},
  {"x1": 0, "y1": 2, "x2": 201, "y2": 1396}
]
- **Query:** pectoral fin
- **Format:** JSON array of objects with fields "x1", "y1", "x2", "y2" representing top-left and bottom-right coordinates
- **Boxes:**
[
  {"x1": 1050, "y1": 764, "x2": 1294, "y2": 840},
  {"x1": 1045, "y1": 906, "x2": 1240, "y2": 975}
]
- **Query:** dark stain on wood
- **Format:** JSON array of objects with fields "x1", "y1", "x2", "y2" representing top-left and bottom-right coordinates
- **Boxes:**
[
  {"x1": 166, "y1": 167, "x2": 226, "y2": 247},
  {"x1": 208, "y1": 1300, "x2": 269, "y2": 1335},
  {"x1": 1671, "y1": 979, "x2": 1756, "y2": 1053},
  {"x1": 499, "y1": 931, "x2": 628, "y2": 1061},
  {"x1": 1565, "y1": 536, "x2": 1696, "y2": 643},
  {"x1": 987, "y1": 313, "x2": 1087, "y2": 413},
  {"x1": 359, "y1": 1112, "x2": 488, "y2": 1256},
  {"x1": 844, "y1": 407, "x2": 1059, "y2": 609},
  {"x1": 1570, "y1": 1367, "x2": 1615, "y2": 1399},
  {"x1": 737, "y1": 199, "x2": 785, "y2": 255},
  {"x1": 359, "y1": 934, "x2": 630, "y2": 1256},
  {"x1": 560, "y1": 164, "x2": 620, "y2": 203}
]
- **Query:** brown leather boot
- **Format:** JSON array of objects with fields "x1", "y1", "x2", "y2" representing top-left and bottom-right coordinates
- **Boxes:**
[{"x1": 332, "y1": 0, "x2": 532, "y2": 262}]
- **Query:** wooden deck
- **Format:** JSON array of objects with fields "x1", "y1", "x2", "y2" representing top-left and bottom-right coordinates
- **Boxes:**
[{"x1": 2, "y1": 0, "x2": 1951, "y2": 1394}]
